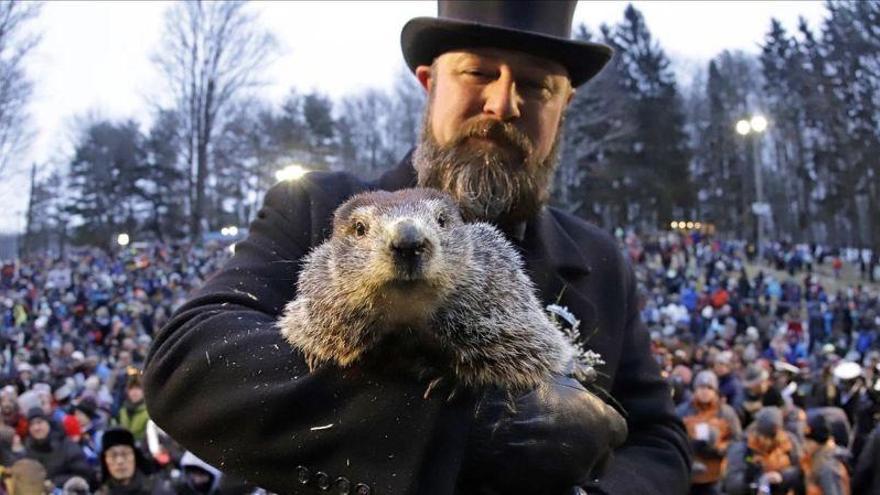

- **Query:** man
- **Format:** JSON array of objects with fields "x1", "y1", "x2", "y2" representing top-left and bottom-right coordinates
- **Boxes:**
[
  {"x1": 144, "y1": 2, "x2": 690, "y2": 494},
  {"x1": 113, "y1": 375, "x2": 149, "y2": 443},
  {"x1": 800, "y1": 415, "x2": 850, "y2": 495},
  {"x1": 97, "y1": 428, "x2": 173, "y2": 495},
  {"x1": 739, "y1": 363, "x2": 784, "y2": 426},
  {"x1": 677, "y1": 370, "x2": 741, "y2": 495},
  {"x1": 713, "y1": 350, "x2": 743, "y2": 408},
  {"x1": 21, "y1": 407, "x2": 94, "y2": 489},
  {"x1": 725, "y1": 407, "x2": 802, "y2": 495}
]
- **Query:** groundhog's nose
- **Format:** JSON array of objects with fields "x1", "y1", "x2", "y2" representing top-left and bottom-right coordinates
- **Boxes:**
[{"x1": 390, "y1": 221, "x2": 428, "y2": 259}]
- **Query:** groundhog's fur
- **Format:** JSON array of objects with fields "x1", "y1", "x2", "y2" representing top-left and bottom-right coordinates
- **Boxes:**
[{"x1": 278, "y1": 188, "x2": 577, "y2": 391}]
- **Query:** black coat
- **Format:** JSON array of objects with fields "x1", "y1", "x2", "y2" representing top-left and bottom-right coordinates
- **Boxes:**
[
  {"x1": 23, "y1": 435, "x2": 94, "y2": 488},
  {"x1": 144, "y1": 154, "x2": 690, "y2": 494}
]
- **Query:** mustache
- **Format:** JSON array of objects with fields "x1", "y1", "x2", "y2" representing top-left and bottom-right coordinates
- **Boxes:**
[{"x1": 451, "y1": 119, "x2": 534, "y2": 160}]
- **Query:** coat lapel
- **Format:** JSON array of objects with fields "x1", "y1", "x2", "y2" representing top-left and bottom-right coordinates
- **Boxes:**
[{"x1": 519, "y1": 210, "x2": 603, "y2": 376}]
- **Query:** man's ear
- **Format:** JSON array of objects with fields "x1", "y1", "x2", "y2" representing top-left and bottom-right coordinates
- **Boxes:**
[{"x1": 415, "y1": 65, "x2": 432, "y2": 93}]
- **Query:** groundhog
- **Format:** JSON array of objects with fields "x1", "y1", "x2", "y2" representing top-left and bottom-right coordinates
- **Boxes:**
[{"x1": 277, "y1": 188, "x2": 586, "y2": 392}]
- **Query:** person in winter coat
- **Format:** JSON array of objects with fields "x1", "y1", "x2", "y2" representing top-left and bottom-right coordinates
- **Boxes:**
[
  {"x1": 678, "y1": 370, "x2": 742, "y2": 494},
  {"x1": 853, "y1": 422, "x2": 880, "y2": 494},
  {"x1": 113, "y1": 376, "x2": 149, "y2": 443},
  {"x1": 725, "y1": 407, "x2": 803, "y2": 495},
  {"x1": 174, "y1": 452, "x2": 221, "y2": 495},
  {"x1": 97, "y1": 428, "x2": 173, "y2": 495},
  {"x1": 800, "y1": 414, "x2": 850, "y2": 495},
  {"x1": 143, "y1": 1, "x2": 690, "y2": 494},
  {"x1": 738, "y1": 364, "x2": 785, "y2": 426},
  {"x1": 21, "y1": 408, "x2": 93, "y2": 489}
]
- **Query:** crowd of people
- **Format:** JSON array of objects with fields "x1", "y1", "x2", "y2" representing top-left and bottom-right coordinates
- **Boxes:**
[
  {"x1": 0, "y1": 244, "x2": 253, "y2": 494},
  {"x1": 0, "y1": 232, "x2": 878, "y2": 494},
  {"x1": 630, "y1": 230, "x2": 879, "y2": 494}
]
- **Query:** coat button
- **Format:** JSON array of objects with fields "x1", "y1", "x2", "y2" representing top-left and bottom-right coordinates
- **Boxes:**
[
  {"x1": 315, "y1": 471, "x2": 331, "y2": 490},
  {"x1": 354, "y1": 483, "x2": 371, "y2": 495},
  {"x1": 334, "y1": 476, "x2": 351, "y2": 494},
  {"x1": 296, "y1": 466, "x2": 310, "y2": 485}
]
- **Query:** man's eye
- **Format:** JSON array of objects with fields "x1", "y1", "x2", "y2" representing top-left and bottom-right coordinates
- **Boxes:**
[
  {"x1": 521, "y1": 81, "x2": 552, "y2": 97},
  {"x1": 463, "y1": 69, "x2": 491, "y2": 79}
]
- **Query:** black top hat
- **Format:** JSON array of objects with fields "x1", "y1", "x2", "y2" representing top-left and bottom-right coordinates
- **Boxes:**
[{"x1": 401, "y1": 0, "x2": 612, "y2": 87}]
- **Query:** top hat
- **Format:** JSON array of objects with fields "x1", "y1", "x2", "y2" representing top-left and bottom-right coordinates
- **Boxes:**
[{"x1": 401, "y1": 0, "x2": 612, "y2": 87}]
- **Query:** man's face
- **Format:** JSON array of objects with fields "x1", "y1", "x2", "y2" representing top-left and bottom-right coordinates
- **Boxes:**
[
  {"x1": 105, "y1": 445, "x2": 136, "y2": 481},
  {"x1": 413, "y1": 47, "x2": 573, "y2": 223},
  {"x1": 127, "y1": 386, "x2": 144, "y2": 404},
  {"x1": 28, "y1": 418, "x2": 49, "y2": 441},
  {"x1": 694, "y1": 385, "x2": 717, "y2": 404}
]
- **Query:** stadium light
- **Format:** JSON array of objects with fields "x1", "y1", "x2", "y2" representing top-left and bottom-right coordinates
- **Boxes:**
[
  {"x1": 750, "y1": 115, "x2": 768, "y2": 133},
  {"x1": 275, "y1": 164, "x2": 309, "y2": 182},
  {"x1": 117, "y1": 233, "x2": 130, "y2": 247},
  {"x1": 736, "y1": 115, "x2": 768, "y2": 135},
  {"x1": 221, "y1": 226, "x2": 239, "y2": 237},
  {"x1": 736, "y1": 114, "x2": 770, "y2": 259}
]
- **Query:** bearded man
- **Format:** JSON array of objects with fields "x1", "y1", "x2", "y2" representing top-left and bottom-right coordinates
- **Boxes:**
[{"x1": 144, "y1": 1, "x2": 690, "y2": 494}]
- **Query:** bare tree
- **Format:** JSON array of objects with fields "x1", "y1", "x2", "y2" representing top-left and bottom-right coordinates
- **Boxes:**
[
  {"x1": 0, "y1": 0, "x2": 40, "y2": 175},
  {"x1": 153, "y1": 0, "x2": 276, "y2": 239}
]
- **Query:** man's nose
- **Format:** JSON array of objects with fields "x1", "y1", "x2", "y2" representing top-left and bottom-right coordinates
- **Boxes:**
[{"x1": 482, "y1": 73, "x2": 521, "y2": 121}]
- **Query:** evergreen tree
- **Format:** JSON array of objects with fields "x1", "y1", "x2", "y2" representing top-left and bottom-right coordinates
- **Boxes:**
[
  {"x1": 555, "y1": 23, "x2": 637, "y2": 227},
  {"x1": 603, "y1": 5, "x2": 694, "y2": 228},
  {"x1": 66, "y1": 120, "x2": 145, "y2": 250}
]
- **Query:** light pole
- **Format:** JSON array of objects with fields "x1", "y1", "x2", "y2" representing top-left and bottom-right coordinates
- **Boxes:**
[{"x1": 736, "y1": 115, "x2": 769, "y2": 259}]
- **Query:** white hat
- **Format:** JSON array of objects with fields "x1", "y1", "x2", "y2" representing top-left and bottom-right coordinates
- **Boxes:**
[
  {"x1": 833, "y1": 361, "x2": 862, "y2": 381},
  {"x1": 773, "y1": 361, "x2": 800, "y2": 374}
]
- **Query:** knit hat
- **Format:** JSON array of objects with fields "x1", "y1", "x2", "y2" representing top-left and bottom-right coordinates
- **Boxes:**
[
  {"x1": 743, "y1": 364, "x2": 769, "y2": 387},
  {"x1": 754, "y1": 407, "x2": 783, "y2": 438},
  {"x1": 62, "y1": 476, "x2": 90, "y2": 495},
  {"x1": 26, "y1": 406, "x2": 47, "y2": 422},
  {"x1": 73, "y1": 398, "x2": 98, "y2": 420},
  {"x1": 693, "y1": 370, "x2": 719, "y2": 391},
  {"x1": 806, "y1": 413, "x2": 831, "y2": 444}
]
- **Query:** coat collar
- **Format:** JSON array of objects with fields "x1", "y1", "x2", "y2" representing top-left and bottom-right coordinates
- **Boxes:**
[{"x1": 377, "y1": 149, "x2": 593, "y2": 278}]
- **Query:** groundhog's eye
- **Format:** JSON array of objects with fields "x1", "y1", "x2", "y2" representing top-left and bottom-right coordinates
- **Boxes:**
[
  {"x1": 354, "y1": 221, "x2": 368, "y2": 237},
  {"x1": 436, "y1": 214, "x2": 447, "y2": 228}
]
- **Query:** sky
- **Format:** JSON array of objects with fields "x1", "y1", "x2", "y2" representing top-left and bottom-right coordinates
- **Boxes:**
[{"x1": 1, "y1": 0, "x2": 829, "y2": 233}]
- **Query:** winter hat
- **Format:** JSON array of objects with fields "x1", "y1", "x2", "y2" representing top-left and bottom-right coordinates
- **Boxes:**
[
  {"x1": 73, "y1": 398, "x2": 98, "y2": 420},
  {"x1": 62, "y1": 476, "x2": 90, "y2": 495},
  {"x1": 806, "y1": 413, "x2": 831, "y2": 444},
  {"x1": 102, "y1": 427, "x2": 136, "y2": 452},
  {"x1": 694, "y1": 370, "x2": 719, "y2": 391},
  {"x1": 26, "y1": 406, "x2": 47, "y2": 422},
  {"x1": 754, "y1": 407, "x2": 783, "y2": 438},
  {"x1": 743, "y1": 364, "x2": 769, "y2": 388},
  {"x1": 100, "y1": 427, "x2": 147, "y2": 482}
]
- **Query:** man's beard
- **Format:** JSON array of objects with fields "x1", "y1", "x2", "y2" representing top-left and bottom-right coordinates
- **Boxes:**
[{"x1": 413, "y1": 107, "x2": 562, "y2": 225}]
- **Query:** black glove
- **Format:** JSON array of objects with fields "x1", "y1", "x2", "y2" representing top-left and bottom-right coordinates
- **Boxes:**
[{"x1": 459, "y1": 375, "x2": 628, "y2": 495}]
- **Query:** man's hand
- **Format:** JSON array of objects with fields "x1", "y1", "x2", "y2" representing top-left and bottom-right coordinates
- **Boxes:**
[{"x1": 461, "y1": 375, "x2": 627, "y2": 495}]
